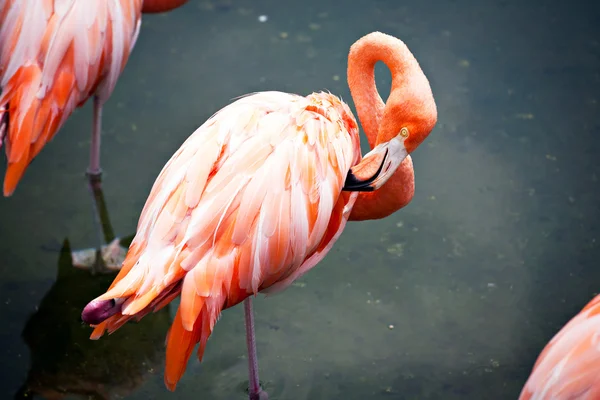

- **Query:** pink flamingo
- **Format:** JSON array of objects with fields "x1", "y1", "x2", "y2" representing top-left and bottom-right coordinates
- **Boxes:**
[
  {"x1": 520, "y1": 293, "x2": 600, "y2": 399},
  {"x1": 82, "y1": 31, "x2": 438, "y2": 399},
  {"x1": 0, "y1": 0, "x2": 188, "y2": 196}
]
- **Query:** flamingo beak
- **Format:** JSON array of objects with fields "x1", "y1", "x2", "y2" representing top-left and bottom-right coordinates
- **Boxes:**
[{"x1": 342, "y1": 135, "x2": 408, "y2": 192}]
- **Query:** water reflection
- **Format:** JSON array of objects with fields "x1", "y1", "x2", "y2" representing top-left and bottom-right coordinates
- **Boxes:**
[
  {"x1": 69, "y1": 183, "x2": 128, "y2": 273},
  {"x1": 14, "y1": 239, "x2": 170, "y2": 400}
]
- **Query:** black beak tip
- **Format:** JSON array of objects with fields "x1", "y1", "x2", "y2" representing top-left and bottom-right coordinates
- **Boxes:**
[
  {"x1": 342, "y1": 148, "x2": 388, "y2": 193},
  {"x1": 342, "y1": 171, "x2": 375, "y2": 192}
]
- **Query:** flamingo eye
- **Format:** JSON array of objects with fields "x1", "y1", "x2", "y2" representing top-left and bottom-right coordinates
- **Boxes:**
[{"x1": 399, "y1": 127, "x2": 409, "y2": 138}]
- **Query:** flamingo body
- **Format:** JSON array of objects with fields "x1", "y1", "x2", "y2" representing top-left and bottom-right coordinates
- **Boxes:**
[
  {"x1": 0, "y1": 0, "x2": 143, "y2": 195},
  {"x1": 83, "y1": 32, "x2": 438, "y2": 395},
  {"x1": 86, "y1": 91, "x2": 362, "y2": 389},
  {"x1": 520, "y1": 294, "x2": 600, "y2": 399}
]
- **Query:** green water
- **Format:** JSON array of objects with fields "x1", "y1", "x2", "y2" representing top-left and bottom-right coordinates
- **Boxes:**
[{"x1": 0, "y1": 0, "x2": 599, "y2": 398}]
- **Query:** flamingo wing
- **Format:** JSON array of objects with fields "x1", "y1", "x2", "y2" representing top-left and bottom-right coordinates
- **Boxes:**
[
  {"x1": 0, "y1": 0, "x2": 142, "y2": 195},
  {"x1": 88, "y1": 91, "x2": 361, "y2": 390},
  {"x1": 520, "y1": 294, "x2": 600, "y2": 400}
]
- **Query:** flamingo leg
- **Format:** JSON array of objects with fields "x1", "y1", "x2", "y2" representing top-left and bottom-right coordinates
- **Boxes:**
[
  {"x1": 71, "y1": 97, "x2": 128, "y2": 274},
  {"x1": 87, "y1": 96, "x2": 103, "y2": 187},
  {"x1": 70, "y1": 165, "x2": 127, "y2": 274},
  {"x1": 84, "y1": 96, "x2": 107, "y2": 274},
  {"x1": 244, "y1": 297, "x2": 268, "y2": 400}
]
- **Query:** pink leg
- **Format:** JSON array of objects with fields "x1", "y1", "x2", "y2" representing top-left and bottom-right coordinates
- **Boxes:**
[
  {"x1": 244, "y1": 297, "x2": 268, "y2": 400},
  {"x1": 83, "y1": 96, "x2": 105, "y2": 273},
  {"x1": 87, "y1": 96, "x2": 103, "y2": 186}
]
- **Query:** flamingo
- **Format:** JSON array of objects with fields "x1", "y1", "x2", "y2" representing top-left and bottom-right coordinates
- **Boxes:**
[
  {"x1": 0, "y1": 0, "x2": 188, "y2": 196},
  {"x1": 81, "y1": 31, "x2": 438, "y2": 399},
  {"x1": 519, "y1": 294, "x2": 600, "y2": 399}
]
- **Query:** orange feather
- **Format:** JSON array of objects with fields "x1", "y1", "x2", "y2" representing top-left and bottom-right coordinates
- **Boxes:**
[{"x1": 0, "y1": 0, "x2": 144, "y2": 195}]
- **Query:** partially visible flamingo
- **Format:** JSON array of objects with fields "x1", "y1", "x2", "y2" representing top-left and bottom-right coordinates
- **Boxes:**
[
  {"x1": 82, "y1": 31, "x2": 438, "y2": 399},
  {"x1": 520, "y1": 294, "x2": 600, "y2": 399},
  {"x1": 0, "y1": 0, "x2": 188, "y2": 196}
]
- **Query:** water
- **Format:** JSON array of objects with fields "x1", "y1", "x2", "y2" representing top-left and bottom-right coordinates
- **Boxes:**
[{"x1": 0, "y1": 0, "x2": 599, "y2": 398}]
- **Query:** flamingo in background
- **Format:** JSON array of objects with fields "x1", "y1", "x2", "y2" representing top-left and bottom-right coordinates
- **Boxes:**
[
  {"x1": 520, "y1": 294, "x2": 600, "y2": 399},
  {"x1": 81, "y1": 31, "x2": 437, "y2": 399},
  {"x1": 0, "y1": 0, "x2": 188, "y2": 196}
]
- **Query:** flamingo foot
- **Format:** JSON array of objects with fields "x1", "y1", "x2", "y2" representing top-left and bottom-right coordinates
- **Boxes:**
[
  {"x1": 71, "y1": 238, "x2": 127, "y2": 274},
  {"x1": 249, "y1": 388, "x2": 269, "y2": 400}
]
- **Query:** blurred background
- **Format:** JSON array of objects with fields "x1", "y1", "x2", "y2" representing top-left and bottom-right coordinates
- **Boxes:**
[{"x1": 0, "y1": 0, "x2": 599, "y2": 398}]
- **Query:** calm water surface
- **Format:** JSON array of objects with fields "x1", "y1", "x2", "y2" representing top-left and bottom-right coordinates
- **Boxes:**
[{"x1": 0, "y1": 0, "x2": 599, "y2": 399}]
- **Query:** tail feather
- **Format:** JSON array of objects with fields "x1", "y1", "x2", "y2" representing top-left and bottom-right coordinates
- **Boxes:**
[
  {"x1": 89, "y1": 313, "x2": 133, "y2": 340},
  {"x1": 3, "y1": 147, "x2": 29, "y2": 196},
  {"x1": 1, "y1": 64, "x2": 40, "y2": 195},
  {"x1": 90, "y1": 292, "x2": 221, "y2": 392},
  {"x1": 87, "y1": 248, "x2": 228, "y2": 391},
  {"x1": 166, "y1": 297, "x2": 226, "y2": 391},
  {"x1": 1, "y1": 59, "x2": 77, "y2": 196},
  {"x1": 164, "y1": 307, "x2": 210, "y2": 391}
]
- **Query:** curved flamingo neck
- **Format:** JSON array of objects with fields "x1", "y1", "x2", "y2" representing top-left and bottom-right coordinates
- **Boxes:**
[
  {"x1": 347, "y1": 33, "x2": 420, "y2": 148},
  {"x1": 346, "y1": 33, "x2": 422, "y2": 221}
]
